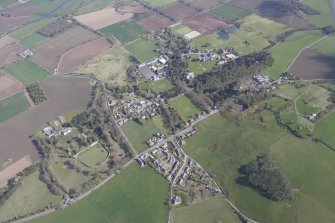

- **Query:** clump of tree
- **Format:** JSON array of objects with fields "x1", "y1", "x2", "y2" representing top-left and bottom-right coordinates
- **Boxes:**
[
  {"x1": 237, "y1": 154, "x2": 293, "y2": 201},
  {"x1": 160, "y1": 102, "x2": 184, "y2": 132},
  {"x1": 38, "y1": 15, "x2": 74, "y2": 37},
  {"x1": 322, "y1": 25, "x2": 335, "y2": 35},
  {"x1": 26, "y1": 82, "x2": 47, "y2": 105}
]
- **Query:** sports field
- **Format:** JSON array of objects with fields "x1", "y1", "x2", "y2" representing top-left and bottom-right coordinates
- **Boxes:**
[
  {"x1": 143, "y1": 0, "x2": 177, "y2": 8},
  {"x1": 124, "y1": 38, "x2": 158, "y2": 62},
  {"x1": 311, "y1": 35, "x2": 335, "y2": 57},
  {"x1": 169, "y1": 95, "x2": 201, "y2": 121},
  {"x1": 0, "y1": 170, "x2": 61, "y2": 222},
  {"x1": 100, "y1": 21, "x2": 148, "y2": 44},
  {"x1": 5, "y1": 60, "x2": 51, "y2": 85},
  {"x1": 315, "y1": 111, "x2": 335, "y2": 148},
  {"x1": 0, "y1": 92, "x2": 30, "y2": 123},
  {"x1": 29, "y1": 163, "x2": 169, "y2": 223},
  {"x1": 209, "y1": 4, "x2": 248, "y2": 21},
  {"x1": 170, "y1": 195, "x2": 241, "y2": 223},
  {"x1": 140, "y1": 79, "x2": 174, "y2": 93},
  {"x1": 264, "y1": 30, "x2": 324, "y2": 79},
  {"x1": 78, "y1": 143, "x2": 109, "y2": 167},
  {"x1": 122, "y1": 115, "x2": 169, "y2": 153}
]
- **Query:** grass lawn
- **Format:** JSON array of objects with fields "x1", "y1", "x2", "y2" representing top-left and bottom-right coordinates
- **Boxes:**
[
  {"x1": 171, "y1": 195, "x2": 242, "y2": 223},
  {"x1": 188, "y1": 56, "x2": 217, "y2": 75},
  {"x1": 20, "y1": 33, "x2": 47, "y2": 48},
  {"x1": 209, "y1": 4, "x2": 248, "y2": 21},
  {"x1": 29, "y1": 163, "x2": 169, "y2": 223},
  {"x1": 143, "y1": 0, "x2": 177, "y2": 8},
  {"x1": 302, "y1": 0, "x2": 334, "y2": 26},
  {"x1": 192, "y1": 14, "x2": 288, "y2": 55},
  {"x1": 315, "y1": 110, "x2": 335, "y2": 148},
  {"x1": 49, "y1": 156, "x2": 91, "y2": 190},
  {"x1": 124, "y1": 38, "x2": 158, "y2": 63},
  {"x1": 5, "y1": 60, "x2": 51, "y2": 85},
  {"x1": 0, "y1": 170, "x2": 61, "y2": 222},
  {"x1": 100, "y1": 20, "x2": 148, "y2": 44},
  {"x1": 172, "y1": 24, "x2": 193, "y2": 35},
  {"x1": 264, "y1": 30, "x2": 324, "y2": 79},
  {"x1": 0, "y1": 92, "x2": 30, "y2": 123},
  {"x1": 140, "y1": 79, "x2": 174, "y2": 93},
  {"x1": 122, "y1": 115, "x2": 169, "y2": 153},
  {"x1": 63, "y1": 108, "x2": 86, "y2": 122},
  {"x1": 169, "y1": 95, "x2": 201, "y2": 121},
  {"x1": 311, "y1": 35, "x2": 335, "y2": 57},
  {"x1": 76, "y1": 45, "x2": 130, "y2": 86},
  {"x1": 77, "y1": 143, "x2": 109, "y2": 167}
]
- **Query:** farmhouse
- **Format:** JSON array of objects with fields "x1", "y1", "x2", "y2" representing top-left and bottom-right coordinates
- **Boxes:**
[
  {"x1": 171, "y1": 196, "x2": 182, "y2": 206},
  {"x1": 19, "y1": 49, "x2": 33, "y2": 58}
]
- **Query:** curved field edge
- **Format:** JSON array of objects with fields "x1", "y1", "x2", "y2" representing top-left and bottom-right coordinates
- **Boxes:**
[
  {"x1": 183, "y1": 112, "x2": 335, "y2": 223},
  {"x1": 28, "y1": 163, "x2": 169, "y2": 223}
]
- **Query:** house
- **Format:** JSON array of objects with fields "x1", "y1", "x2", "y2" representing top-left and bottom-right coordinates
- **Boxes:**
[
  {"x1": 307, "y1": 113, "x2": 317, "y2": 120},
  {"x1": 19, "y1": 49, "x2": 33, "y2": 58},
  {"x1": 186, "y1": 72, "x2": 194, "y2": 80},
  {"x1": 158, "y1": 56, "x2": 167, "y2": 65},
  {"x1": 226, "y1": 53, "x2": 237, "y2": 60},
  {"x1": 171, "y1": 196, "x2": 182, "y2": 205}
]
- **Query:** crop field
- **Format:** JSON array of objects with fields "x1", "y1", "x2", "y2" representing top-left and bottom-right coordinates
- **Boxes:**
[
  {"x1": 137, "y1": 14, "x2": 173, "y2": 31},
  {"x1": 0, "y1": 75, "x2": 24, "y2": 100},
  {"x1": 30, "y1": 163, "x2": 169, "y2": 223},
  {"x1": 161, "y1": 3, "x2": 198, "y2": 21},
  {"x1": 0, "y1": 170, "x2": 61, "y2": 222},
  {"x1": 184, "y1": 0, "x2": 220, "y2": 10},
  {"x1": 122, "y1": 115, "x2": 168, "y2": 153},
  {"x1": 31, "y1": 26, "x2": 99, "y2": 72},
  {"x1": 140, "y1": 79, "x2": 175, "y2": 93},
  {"x1": 288, "y1": 49, "x2": 335, "y2": 80},
  {"x1": 20, "y1": 33, "x2": 47, "y2": 48},
  {"x1": 100, "y1": 20, "x2": 148, "y2": 44},
  {"x1": 0, "y1": 35, "x2": 16, "y2": 49},
  {"x1": 0, "y1": 16, "x2": 32, "y2": 36},
  {"x1": 169, "y1": 95, "x2": 201, "y2": 121},
  {"x1": 0, "y1": 43, "x2": 25, "y2": 69},
  {"x1": 183, "y1": 13, "x2": 227, "y2": 34},
  {"x1": 172, "y1": 24, "x2": 193, "y2": 35},
  {"x1": 209, "y1": 4, "x2": 248, "y2": 21},
  {"x1": 58, "y1": 38, "x2": 112, "y2": 73},
  {"x1": 77, "y1": 143, "x2": 109, "y2": 167},
  {"x1": 143, "y1": 0, "x2": 178, "y2": 8},
  {"x1": 76, "y1": 45, "x2": 130, "y2": 85},
  {"x1": 191, "y1": 14, "x2": 288, "y2": 55},
  {"x1": 171, "y1": 195, "x2": 241, "y2": 223},
  {"x1": 315, "y1": 111, "x2": 335, "y2": 148},
  {"x1": 302, "y1": 0, "x2": 334, "y2": 26},
  {"x1": 0, "y1": 92, "x2": 30, "y2": 123},
  {"x1": 264, "y1": 30, "x2": 323, "y2": 79},
  {"x1": 5, "y1": 60, "x2": 51, "y2": 85},
  {"x1": 75, "y1": 0, "x2": 120, "y2": 15},
  {"x1": 74, "y1": 7, "x2": 133, "y2": 30},
  {"x1": 49, "y1": 156, "x2": 91, "y2": 189},
  {"x1": 311, "y1": 35, "x2": 335, "y2": 57},
  {"x1": 124, "y1": 38, "x2": 158, "y2": 62}
]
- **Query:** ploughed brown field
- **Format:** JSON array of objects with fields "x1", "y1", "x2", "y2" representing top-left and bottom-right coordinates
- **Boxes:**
[
  {"x1": 183, "y1": 13, "x2": 227, "y2": 34},
  {"x1": 0, "y1": 76, "x2": 92, "y2": 171},
  {"x1": 289, "y1": 49, "x2": 335, "y2": 80},
  {"x1": 58, "y1": 38, "x2": 113, "y2": 73},
  {"x1": 31, "y1": 26, "x2": 99, "y2": 72},
  {"x1": 229, "y1": 0, "x2": 263, "y2": 12},
  {"x1": 137, "y1": 14, "x2": 173, "y2": 31},
  {"x1": 0, "y1": 75, "x2": 25, "y2": 100},
  {"x1": 186, "y1": 0, "x2": 220, "y2": 10},
  {"x1": 0, "y1": 4, "x2": 39, "y2": 17},
  {"x1": 161, "y1": 3, "x2": 199, "y2": 21},
  {"x1": 0, "y1": 35, "x2": 16, "y2": 49},
  {"x1": 0, "y1": 43, "x2": 24, "y2": 68}
]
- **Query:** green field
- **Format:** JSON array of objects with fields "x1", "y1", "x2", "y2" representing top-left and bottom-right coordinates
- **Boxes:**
[
  {"x1": 192, "y1": 14, "x2": 288, "y2": 55},
  {"x1": 143, "y1": 0, "x2": 177, "y2": 8},
  {"x1": 122, "y1": 115, "x2": 169, "y2": 153},
  {"x1": 172, "y1": 24, "x2": 193, "y2": 35},
  {"x1": 20, "y1": 33, "x2": 47, "y2": 48},
  {"x1": 0, "y1": 92, "x2": 30, "y2": 123},
  {"x1": 209, "y1": 4, "x2": 248, "y2": 21},
  {"x1": 171, "y1": 195, "x2": 242, "y2": 223},
  {"x1": 30, "y1": 163, "x2": 169, "y2": 223},
  {"x1": 5, "y1": 60, "x2": 51, "y2": 85},
  {"x1": 315, "y1": 111, "x2": 335, "y2": 148},
  {"x1": 139, "y1": 79, "x2": 174, "y2": 93},
  {"x1": 77, "y1": 143, "x2": 109, "y2": 167},
  {"x1": 124, "y1": 38, "x2": 158, "y2": 62},
  {"x1": 0, "y1": 170, "x2": 61, "y2": 222},
  {"x1": 11, "y1": 18, "x2": 56, "y2": 40},
  {"x1": 100, "y1": 21, "x2": 148, "y2": 44},
  {"x1": 169, "y1": 95, "x2": 201, "y2": 121},
  {"x1": 264, "y1": 30, "x2": 324, "y2": 79},
  {"x1": 302, "y1": 0, "x2": 334, "y2": 26},
  {"x1": 75, "y1": 0, "x2": 115, "y2": 15},
  {"x1": 311, "y1": 35, "x2": 335, "y2": 57},
  {"x1": 188, "y1": 56, "x2": 217, "y2": 75}
]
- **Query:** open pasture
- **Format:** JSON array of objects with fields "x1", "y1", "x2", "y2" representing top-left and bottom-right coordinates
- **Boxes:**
[
  {"x1": 161, "y1": 3, "x2": 198, "y2": 21},
  {"x1": 171, "y1": 195, "x2": 241, "y2": 223},
  {"x1": 30, "y1": 163, "x2": 169, "y2": 223},
  {"x1": 137, "y1": 14, "x2": 173, "y2": 31},
  {"x1": 302, "y1": 0, "x2": 334, "y2": 26},
  {"x1": 77, "y1": 143, "x2": 109, "y2": 168},
  {"x1": 75, "y1": 7, "x2": 133, "y2": 30},
  {"x1": 183, "y1": 13, "x2": 227, "y2": 34},
  {"x1": 184, "y1": 0, "x2": 220, "y2": 10},
  {"x1": 31, "y1": 26, "x2": 99, "y2": 72},
  {"x1": 0, "y1": 75, "x2": 24, "y2": 100},
  {"x1": 0, "y1": 43, "x2": 24, "y2": 68},
  {"x1": 5, "y1": 59, "x2": 51, "y2": 85},
  {"x1": 0, "y1": 3, "x2": 39, "y2": 16},
  {"x1": 169, "y1": 95, "x2": 201, "y2": 121},
  {"x1": 311, "y1": 35, "x2": 335, "y2": 57},
  {"x1": 76, "y1": 45, "x2": 130, "y2": 85},
  {"x1": 288, "y1": 49, "x2": 335, "y2": 80},
  {"x1": 58, "y1": 38, "x2": 112, "y2": 73},
  {"x1": 20, "y1": 33, "x2": 47, "y2": 48},
  {"x1": 0, "y1": 16, "x2": 31, "y2": 35},
  {"x1": 124, "y1": 38, "x2": 158, "y2": 62},
  {"x1": 0, "y1": 92, "x2": 30, "y2": 123},
  {"x1": 315, "y1": 111, "x2": 335, "y2": 148},
  {"x1": 209, "y1": 4, "x2": 248, "y2": 21},
  {"x1": 143, "y1": 0, "x2": 177, "y2": 8}
]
